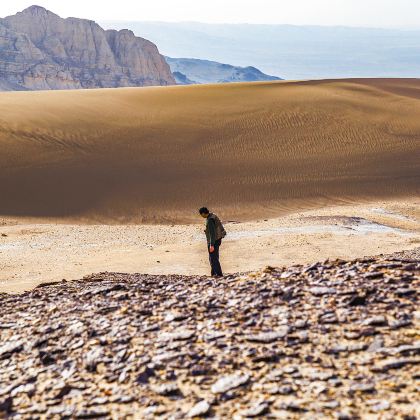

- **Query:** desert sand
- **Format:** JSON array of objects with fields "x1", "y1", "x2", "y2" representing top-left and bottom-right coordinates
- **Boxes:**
[
  {"x1": 0, "y1": 79, "x2": 419, "y2": 223},
  {"x1": 0, "y1": 79, "x2": 420, "y2": 292},
  {"x1": 1, "y1": 199, "x2": 419, "y2": 293},
  {"x1": 1, "y1": 79, "x2": 419, "y2": 418}
]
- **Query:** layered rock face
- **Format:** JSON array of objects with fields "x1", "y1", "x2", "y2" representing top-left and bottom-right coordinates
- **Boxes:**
[{"x1": 0, "y1": 6, "x2": 175, "y2": 90}]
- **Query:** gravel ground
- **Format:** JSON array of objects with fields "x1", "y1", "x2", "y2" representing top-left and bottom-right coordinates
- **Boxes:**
[
  {"x1": 0, "y1": 254, "x2": 419, "y2": 419},
  {"x1": 382, "y1": 247, "x2": 420, "y2": 262}
]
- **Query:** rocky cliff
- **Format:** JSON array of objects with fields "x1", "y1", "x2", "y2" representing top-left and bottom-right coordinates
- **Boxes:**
[
  {"x1": 0, "y1": 6, "x2": 175, "y2": 90},
  {"x1": 165, "y1": 56, "x2": 282, "y2": 85}
]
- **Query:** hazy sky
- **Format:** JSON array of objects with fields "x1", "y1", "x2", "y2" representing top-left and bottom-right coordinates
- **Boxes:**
[{"x1": 1, "y1": 0, "x2": 419, "y2": 28}]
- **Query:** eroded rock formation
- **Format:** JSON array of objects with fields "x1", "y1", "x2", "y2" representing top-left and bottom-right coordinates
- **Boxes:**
[{"x1": 0, "y1": 6, "x2": 175, "y2": 90}]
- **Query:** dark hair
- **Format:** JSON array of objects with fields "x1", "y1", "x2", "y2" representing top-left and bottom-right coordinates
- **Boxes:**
[{"x1": 199, "y1": 207, "x2": 209, "y2": 215}]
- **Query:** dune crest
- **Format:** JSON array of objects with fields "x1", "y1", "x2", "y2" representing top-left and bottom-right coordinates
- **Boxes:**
[{"x1": 0, "y1": 79, "x2": 419, "y2": 223}]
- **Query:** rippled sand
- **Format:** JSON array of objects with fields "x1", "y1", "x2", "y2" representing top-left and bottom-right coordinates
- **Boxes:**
[{"x1": 0, "y1": 79, "x2": 419, "y2": 223}]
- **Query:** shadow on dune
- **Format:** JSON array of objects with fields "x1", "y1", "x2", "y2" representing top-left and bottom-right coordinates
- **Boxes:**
[{"x1": 0, "y1": 79, "x2": 419, "y2": 223}]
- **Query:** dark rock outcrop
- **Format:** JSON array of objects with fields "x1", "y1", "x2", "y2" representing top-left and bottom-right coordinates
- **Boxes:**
[{"x1": 0, "y1": 5, "x2": 175, "y2": 90}]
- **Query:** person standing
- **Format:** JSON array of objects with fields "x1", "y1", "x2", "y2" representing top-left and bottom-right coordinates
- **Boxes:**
[{"x1": 199, "y1": 207, "x2": 226, "y2": 277}]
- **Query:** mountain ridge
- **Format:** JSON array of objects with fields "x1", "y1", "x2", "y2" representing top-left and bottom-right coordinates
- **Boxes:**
[
  {"x1": 165, "y1": 56, "x2": 282, "y2": 84},
  {"x1": 0, "y1": 5, "x2": 175, "y2": 91},
  {"x1": 104, "y1": 20, "x2": 420, "y2": 79}
]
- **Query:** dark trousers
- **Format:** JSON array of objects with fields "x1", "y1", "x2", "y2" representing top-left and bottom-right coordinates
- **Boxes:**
[{"x1": 208, "y1": 239, "x2": 223, "y2": 277}]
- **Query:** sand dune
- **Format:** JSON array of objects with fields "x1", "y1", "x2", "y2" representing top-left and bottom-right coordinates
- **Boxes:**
[{"x1": 0, "y1": 79, "x2": 419, "y2": 223}]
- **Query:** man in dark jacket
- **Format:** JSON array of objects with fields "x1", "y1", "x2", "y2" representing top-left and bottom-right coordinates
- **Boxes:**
[{"x1": 199, "y1": 207, "x2": 226, "y2": 277}]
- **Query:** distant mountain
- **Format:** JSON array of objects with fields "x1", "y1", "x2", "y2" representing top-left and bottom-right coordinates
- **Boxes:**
[
  {"x1": 172, "y1": 71, "x2": 195, "y2": 85},
  {"x1": 102, "y1": 21, "x2": 420, "y2": 79},
  {"x1": 0, "y1": 79, "x2": 29, "y2": 91},
  {"x1": 0, "y1": 6, "x2": 175, "y2": 91},
  {"x1": 166, "y1": 57, "x2": 282, "y2": 84}
]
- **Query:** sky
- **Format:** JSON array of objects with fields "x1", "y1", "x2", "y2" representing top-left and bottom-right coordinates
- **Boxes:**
[{"x1": 1, "y1": 0, "x2": 419, "y2": 28}]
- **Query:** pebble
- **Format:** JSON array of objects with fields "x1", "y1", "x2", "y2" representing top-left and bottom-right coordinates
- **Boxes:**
[
  {"x1": 0, "y1": 341, "x2": 23, "y2": 359},
  {"x1": 372, "y1": 357, "x2": 420, "y2": 372},
  {"x1": 368, "y1": 336, "x2": 384, "y2": 352},
  {"x1": 187, "y1": 400, "x2": 211, "y2": 418},
  {"x1": 363, "y1": 272, "x2": 384, "y2": 279},
  {"x1": 245, "y1": 328, "x2": 289, "y2": 343},
  {"x1": 158, "y1": 329, "x2": 195, "y2": 342},
  {"x1": 349, "y1": 383, "x2": 376, "y2": 393},
  {"x1": 211, "y1": 373, "x2": 250, "y2": 394},
  {"x1": 84, "y1": 347, "x2": 103, "y2": 372},
  {"x1": 309, "y1": 287, "x2": 337, "y2": 296},
  {"x1": 241, "y1": 402, "x2": 269, "y2": 417},
  {"x1": 327, "y1": 343, "x2": 368, "y2": 354},
  {"x1": 75, "y1": 407, "x2": 110, "y2": 418},
  {"x1": 363, "y1": 315, "x2": 387, "y2": 326},
  {"x1": 269, "y1": 385, "x2": 294, "y2": 395},
  {"x1": 150, "y1": 382, "x2": 180, "y2": 396},
  {"x1": 371, "y1": 400, "x2": 390, "y2": 412}
]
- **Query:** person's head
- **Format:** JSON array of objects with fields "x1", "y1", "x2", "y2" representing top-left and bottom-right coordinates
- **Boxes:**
[{"x1": 199, "y1": 207, "x2": 210, "y2": 218}]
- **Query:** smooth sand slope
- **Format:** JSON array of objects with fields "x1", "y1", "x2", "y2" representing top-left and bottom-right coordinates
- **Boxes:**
[{"x1": 0, "y1": 79, "x2": 419, "y2": 223}]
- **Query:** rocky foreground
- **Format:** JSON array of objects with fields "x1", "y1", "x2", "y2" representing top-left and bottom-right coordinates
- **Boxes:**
[{"x1": 0, "y1": 254, "x2": 419, "y2": 419}]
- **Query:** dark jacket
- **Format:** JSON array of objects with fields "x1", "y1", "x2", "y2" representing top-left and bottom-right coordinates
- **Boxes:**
[{"x1": 205, "y1": 213, "x2": 226, "y2": 246}]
